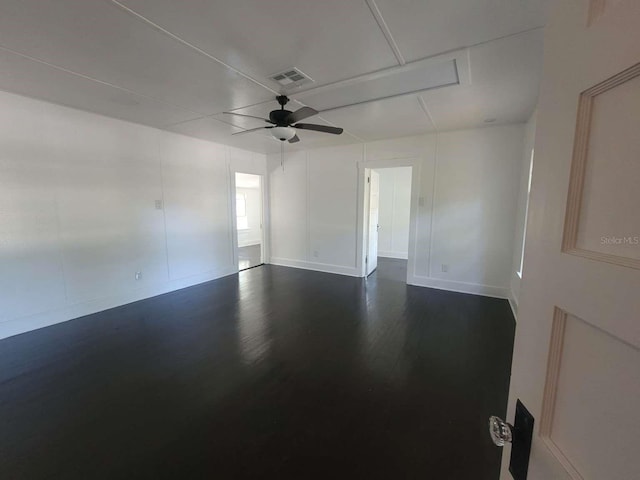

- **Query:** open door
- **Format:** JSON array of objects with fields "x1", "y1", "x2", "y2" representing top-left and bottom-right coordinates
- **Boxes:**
[
  {"x1": 366, "y1": 170, "x2": 380, "y2": 276},
  {"x1": 234, "y1": 172, "x2": 264, "y2": 271},
  {"x1": 498, "y1": 3, "x2": 640, "y2": 480}
]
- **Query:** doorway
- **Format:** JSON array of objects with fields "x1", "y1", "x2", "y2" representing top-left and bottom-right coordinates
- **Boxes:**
[
  {"x1": 365, "y1": 166, "x2": 413, "y2": 280},
  {"x1": 234, "y1": 172, "x2": 264, "y2": 271}
]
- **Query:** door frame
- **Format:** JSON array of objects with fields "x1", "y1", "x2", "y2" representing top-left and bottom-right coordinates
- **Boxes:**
[
  {"x1": 229, "y1": 170, "x2": 269, "y2": 272},
  {"x1": 358, "y1": 158, "x2": 420, "y2": 282}
]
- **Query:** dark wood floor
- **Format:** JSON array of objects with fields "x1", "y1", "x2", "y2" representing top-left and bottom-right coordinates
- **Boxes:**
[{"x1": 0, "y1": 258, "x2": 515, "y2": 479}]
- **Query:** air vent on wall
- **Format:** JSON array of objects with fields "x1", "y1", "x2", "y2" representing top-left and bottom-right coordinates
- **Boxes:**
[{"x1": 270, "y1": 67, "x2": 314, "y2": 88}]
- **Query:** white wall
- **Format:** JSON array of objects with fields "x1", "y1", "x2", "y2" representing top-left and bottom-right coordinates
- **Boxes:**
[
  {"x1": 428, "y1": 127, "x2": 523, "y2": 291},
  {"x1": 269, "y1": 145, "x2": 361, "y2": 276},
  {"x1": 268, "y1": 125, "x2": 525, "y2": 297},
  {"x1": 0, "y1": 90, "x2": 265, "y2": 339},
  {"x1": 236, "y1": 186, "x2": 262, "y2": 247},
  {"x1": 509, "y1": 112, "x2": 537, "y2": 314},
  {"x1": 376, "y1": 167, "x2": 412, "y2": 259},
  {"x1": 269, "y1": 150, "x2": 309, "y2": 265}
]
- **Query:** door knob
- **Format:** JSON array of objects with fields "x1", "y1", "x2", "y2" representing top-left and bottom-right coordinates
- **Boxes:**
[
  {"x1": 489, "y1": 400, "x2": 535, "y2": 480},
  {"x1": 488, "y1": 416, "x2": 513, "y2": 446}
]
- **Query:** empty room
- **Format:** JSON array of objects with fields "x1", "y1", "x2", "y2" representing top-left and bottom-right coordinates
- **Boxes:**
[{"x1": 1, "y1": 1, "x2": 638, "y2": 479}]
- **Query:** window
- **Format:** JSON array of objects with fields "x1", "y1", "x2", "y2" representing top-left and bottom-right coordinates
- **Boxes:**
[
  {"x1": 517, "y1": 149, "x2": 534, "y2": 278},
  {"x1": 236, "y1": 194, "x2": 248, "y2": 230}
]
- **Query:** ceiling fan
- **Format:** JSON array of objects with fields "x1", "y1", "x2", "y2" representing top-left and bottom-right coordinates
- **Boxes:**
[{"x1": 223, "y1": 95, "x2": 343, "y2": 143}]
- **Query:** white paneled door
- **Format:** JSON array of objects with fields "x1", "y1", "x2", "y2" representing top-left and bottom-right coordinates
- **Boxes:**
[
  {"x1": 501, "y1": 2, "x2": 640, "y2": 480},
  {"x1": 367, "y1": 170, "x2": 380, "y2": 276}
]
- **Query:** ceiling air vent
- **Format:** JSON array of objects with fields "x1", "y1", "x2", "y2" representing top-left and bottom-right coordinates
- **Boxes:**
[{"x1": 270, "y1": 67, "x2": 314, "y2": 88}]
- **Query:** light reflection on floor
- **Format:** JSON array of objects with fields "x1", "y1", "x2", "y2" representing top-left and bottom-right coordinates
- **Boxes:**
[{"x1": 238, "y1": 244, "x2": 262, "y2": 270}]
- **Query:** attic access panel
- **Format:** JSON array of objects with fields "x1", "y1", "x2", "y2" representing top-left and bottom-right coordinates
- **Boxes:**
[{"x1": 295, "y1": 57, "x2": 460, "y2": 112}]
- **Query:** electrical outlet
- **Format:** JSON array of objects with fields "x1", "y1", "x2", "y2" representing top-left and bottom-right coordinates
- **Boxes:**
[
  {"x1": 135, "y1": 271, "x2": 142, "y2": 280},
  {"x1": 155, "y1": 200, "x2": 163, "y2": 210},
  {"x1": 441, "y1": 264, "x2": 448, "y2": 273},
  {"x1": 313, "y1": 250, "x2": 319, "y2": 258}
]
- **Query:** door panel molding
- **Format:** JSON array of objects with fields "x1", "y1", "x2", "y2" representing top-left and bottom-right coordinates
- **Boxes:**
[
  {"x1": 540, "y1": 307, "x2": 640, "y2": 479},
  {"x1": 540, "y1": 308, "x2": 583, "y2": 479},
  {"x1": 562, "y1": 62, "x2": 640, "y2": 270}
]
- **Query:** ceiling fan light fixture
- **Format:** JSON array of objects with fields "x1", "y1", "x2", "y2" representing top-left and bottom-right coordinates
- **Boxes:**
[
  {"x1": 226, "y1": 96, "x2": 341, "y2": 144},
  {"x1": 271, "y1": 126, "x2": 296, "y2": 141}
]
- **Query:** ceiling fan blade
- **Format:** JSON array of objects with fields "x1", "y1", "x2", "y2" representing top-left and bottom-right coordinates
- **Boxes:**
[
  {"x1": 223, "y1": 112, "x2": 274, "y2": 124},
  {"x1": 232, "y1": 126, "x2": 273, "y2": 136},
  {"x1": 288, "y1": 134, "x2": 300, "y2": 144},
  {"x1": 286, "y1": 106, "x2": 318, "y2": 124},
  {"x1": 294, "y1": 123, "x2": 343, "y2": 135}
]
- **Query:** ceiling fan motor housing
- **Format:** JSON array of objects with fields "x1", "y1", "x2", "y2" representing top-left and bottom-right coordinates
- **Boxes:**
[{"x1": 269, "y1": 109, "x2": 292, "y2": 125}]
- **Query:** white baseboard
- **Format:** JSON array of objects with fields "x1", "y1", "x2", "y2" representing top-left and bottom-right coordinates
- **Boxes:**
[
  {"x1": 0, "y1": 265, "x2": 238, "y2": 340},
  {"x1": 407, "y1": 274, "x2": 509, "y2": 299},
  {"x1": 269, "y1": 257, "x2": 361, "y2": 277},
  {"x1": 269, "y1": 260, "x2": 508, "y2": 301},
  {"x1": 378, "y1": 251, "x2": 408, "y2": 260}
]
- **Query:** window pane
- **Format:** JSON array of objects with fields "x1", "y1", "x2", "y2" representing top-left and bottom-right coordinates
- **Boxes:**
[{"x1": 237, "y1": 216, "x2": 248, "y2": 230}]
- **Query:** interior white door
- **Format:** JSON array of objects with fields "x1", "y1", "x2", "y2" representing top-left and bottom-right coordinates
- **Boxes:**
[
  {"x1": 501, "y1": 2, "x2": 640, "y2": 480},
  {"x1": 367, "y1": 170, "x2": 380, "y2": 276}
]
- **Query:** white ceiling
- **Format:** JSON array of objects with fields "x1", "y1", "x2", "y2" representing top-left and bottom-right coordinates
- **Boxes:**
[{"x1": 0, "y1": 0, "x2": 549, "y2": 153}]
